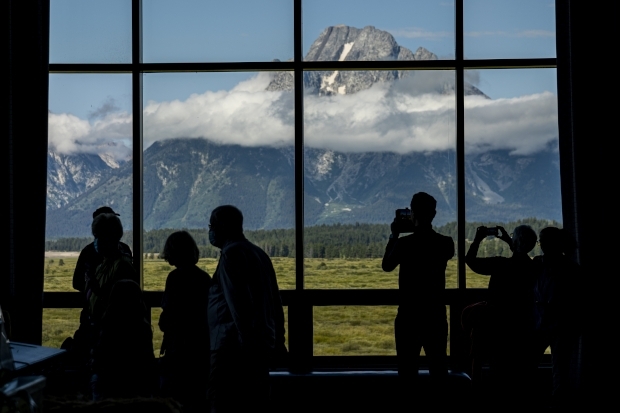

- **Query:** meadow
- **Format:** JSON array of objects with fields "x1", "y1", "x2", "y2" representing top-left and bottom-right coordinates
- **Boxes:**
[{"x1": 43, "y1": 256, "x2": 490, "y2": 356}]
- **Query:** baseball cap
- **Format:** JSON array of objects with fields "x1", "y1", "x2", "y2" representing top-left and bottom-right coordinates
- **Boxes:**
[{"x1": 92, "y1": 206, "x2": 120, "y2": 219}]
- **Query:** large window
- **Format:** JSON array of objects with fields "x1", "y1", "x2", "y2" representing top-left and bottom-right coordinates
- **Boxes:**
[{"x1": 45, "y1": 0, "x2": 561, "y2": 368}]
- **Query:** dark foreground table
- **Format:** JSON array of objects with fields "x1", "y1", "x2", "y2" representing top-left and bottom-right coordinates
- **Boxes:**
[{"x1": 10, "y1": 342, "x2": 65, "y2": 374}]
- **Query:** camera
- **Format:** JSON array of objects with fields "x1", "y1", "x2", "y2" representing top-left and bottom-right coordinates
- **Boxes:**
[
  {"x1": 486, "y1": 227, "x2": 499, "y2": 237},
  {"x1": 394, "y1": 208, "x2": 415, "y2": 233}
]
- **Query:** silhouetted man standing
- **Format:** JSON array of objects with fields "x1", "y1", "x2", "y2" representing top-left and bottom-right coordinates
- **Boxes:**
[
  {"x1": 207, "y1": 205, "x2": 286, "y2": 413},
  {"x1": 382, "y1": 192, "x2": 454, "y2": 405}
]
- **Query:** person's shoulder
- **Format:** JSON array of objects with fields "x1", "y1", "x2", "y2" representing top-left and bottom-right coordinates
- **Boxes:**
[
  {"x1": 434, "y1": 231, "x2": 454, "y2": 243},
  {"x1": 431, "y1": 230, "x2": 454, "y2": 249},
  {"x1": 79, "y1": 242, "x2": 96, "y2": 256},
  {"x1": 224, "y1": 237, "x2": 263, "y2": 254},
  {"x1": 190, "y1": 264, "x2": 211, "y2": 279},
  {"x1": 81, "y1": 242, "x2": 95, "y2": 252},
  {"x1": 119, "y1": 241, "x2": 133, "y2": 256},
  {"x1": 115, "y1": 254, "x2": 136, "y2": 271}
]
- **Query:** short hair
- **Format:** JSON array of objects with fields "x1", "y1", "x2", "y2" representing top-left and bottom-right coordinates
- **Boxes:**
[
  {"x1": 211, "y1": 205, "x2": 244, "y2": 234},
  {"x1": 91, "y1": 213, "x2": 123, "y2": 240},
  {"x1": 410, "y1": 192, "x2": 437, "y2": 222},
  {"x1": 161, "y1": 231, "x2": 200, "y2": 267},
  {"x1": 512, "y1": 225, "x2": 537, "y2": 254}
]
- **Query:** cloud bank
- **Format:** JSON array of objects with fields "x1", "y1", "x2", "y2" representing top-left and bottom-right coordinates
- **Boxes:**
[
  {"x1": 48, "y1": 110, "x2": 132, "y2": 160},
  {"x1": 48, "y1": 71, "x2": 558, "y2": 159}
]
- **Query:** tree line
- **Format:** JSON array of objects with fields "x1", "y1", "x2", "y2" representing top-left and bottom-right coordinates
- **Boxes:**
[{"x1": 45, "y1": 218, "x2": 561, "y2": 259}]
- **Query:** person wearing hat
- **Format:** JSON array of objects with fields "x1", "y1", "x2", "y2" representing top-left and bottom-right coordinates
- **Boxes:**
[{"x1": 63, "y1": 207, "x2": 133, "y2": 366}]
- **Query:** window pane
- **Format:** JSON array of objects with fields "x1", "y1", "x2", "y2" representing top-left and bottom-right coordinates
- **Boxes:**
[
  {"x1": 46, "y1": 74, "x2": 133, "y2": 292},
  {"x1": 50, "y1": 0, "x2": 131, "y2": 63},
  {"x1": 304, "y1": 0, "x2": 454, "y2": 61},
  {"x1": 143, "y1": 0, "x2": 293, "y2": 63},
  {"x1": 43, "y1": 308, "x2": 81, "y2": 348},
  {"x1": 464, "y1": 0, "x2": 556, "y2": 59},
  {"x1": 464, "y1": 69, "x2": 562, "y2": 288},
  {"x1": 142, "y1": 72, "x2": 295, "y2": 290},
  {"x1": 314, "y1": 306, "x2": 451, "y2": 356},
  {"x1": 303, "y1": 70, "x2": 457, "y2": 289}
]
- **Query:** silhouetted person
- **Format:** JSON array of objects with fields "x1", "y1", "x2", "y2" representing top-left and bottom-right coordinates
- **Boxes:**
[
  {"x1": 64, "y1": 207, "x2": 132, "y2": 364},
  {"x1": 90, "y1": 279, "x2": 155, "y2": 400},
  {"x1": 206, "y1": 205, "x2": 286, "y2": 413},
  {"x1": 73, "y1": 207, "x2": 133, "y2": 293},
  {"x1": 382, "y1": 192, "x2": 454, "y2": 406},
  {"x1": 87, "y1": 213, "x2": 139, "y2": 325},
  {"x1": 158, "y1": 231, "x2": 211, "y2": 411},
  {"x1": 465, "y1": 224, "x2": 537, "y2": 408},
  {"x1": 533, "y1": 227, "x2": 581, "y2": 409}
]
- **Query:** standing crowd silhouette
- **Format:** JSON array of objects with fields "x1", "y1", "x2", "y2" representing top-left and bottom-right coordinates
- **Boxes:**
[{"x1": 62, "y1": 194, "x2": 580, "y2": 411}]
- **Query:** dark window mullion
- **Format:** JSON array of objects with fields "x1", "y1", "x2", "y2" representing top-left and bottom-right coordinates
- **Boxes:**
[
  {"x1": 132, "y1": 0, "x2": 143, "y2": 288},
  {"x1": 288, "y1": 0, "x2": 313, "y2": 373},
  {"x1": 455, "y1": 0, "x2": 466, "y2": 291},
  {"x1": 451, "y1": 0, "x2": 468, "y2": 371}
]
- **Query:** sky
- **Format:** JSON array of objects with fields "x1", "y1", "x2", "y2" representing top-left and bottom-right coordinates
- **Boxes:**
[{"x1": 48, "y1": 0, "x2": 558, "y2": 159}]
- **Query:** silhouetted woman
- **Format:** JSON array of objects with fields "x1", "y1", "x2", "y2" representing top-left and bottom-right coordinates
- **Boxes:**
[
  {"x1": 533, "y1": 227, "x2": 581, "y2": 409},
  {"x1": 87, "y1": 213, "x2": 139, "y2": 326},
  {"x1": 465, "y1": 225, "x2": 538, "y2": 407},
  {"x1": 90, "y1": 279, "x2": 155, "y2": 400},
  {"x1": 159, "y1": 231, "x2": 211, "y2": 411}
]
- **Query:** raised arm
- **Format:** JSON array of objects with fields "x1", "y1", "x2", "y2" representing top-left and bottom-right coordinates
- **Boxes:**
[
  {"x1": 382, "y1": 219, "x2": 401, "y2": 272},
  {"x1": 465, "y1": 226, "x2": 495, "y2": 276}
]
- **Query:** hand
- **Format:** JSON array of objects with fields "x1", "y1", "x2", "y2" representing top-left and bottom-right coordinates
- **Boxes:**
[
  {"x1": 474, "y1": 226, "x2": 488, "y2": 243},
  {"x1": 497, "y1": 226, "x2": 514, "y2": 249},
  {"x1": 390, "y1": 219, "x2": 401, "y2": 237}
]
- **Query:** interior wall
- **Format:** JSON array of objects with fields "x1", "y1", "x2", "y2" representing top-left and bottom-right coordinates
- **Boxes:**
[{"x1": 4, "y1": 0, "x2": 49, "y2": 344}]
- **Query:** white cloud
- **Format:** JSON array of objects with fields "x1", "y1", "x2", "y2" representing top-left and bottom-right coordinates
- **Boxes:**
[
  {"x1": 142, "y1": 73, "x2": 293, "y2": 148},
  {"x1": 391, "y1": 27, "x2": 453, "y2": 40},
  {"x1": 48, "y1": 110, "x2": 132, "y2": 160},
  {"x1": 464, "y1": 92, "x2": 558, "y2": 155},
  {"x1": 49, "y1": 72, "x2": 558, "y2": 160}
]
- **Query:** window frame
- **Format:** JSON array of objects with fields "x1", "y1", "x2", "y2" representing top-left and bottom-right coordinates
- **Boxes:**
[{"x1": 45, "y1": 0, "x2": 558, "y2": 371}]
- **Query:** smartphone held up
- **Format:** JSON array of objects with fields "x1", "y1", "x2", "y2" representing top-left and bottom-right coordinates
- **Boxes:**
[{"x1": 394, "y1": 208, "x2": 415, "y2": 233}]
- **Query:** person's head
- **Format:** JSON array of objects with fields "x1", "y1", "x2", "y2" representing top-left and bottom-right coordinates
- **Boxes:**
[
  {"x1": 91, "y1": 213, "x2": 123, "y2": 257},
  {"x1": 161, "y1": 230, "x2": 200, "y2": 267},
  {"x1": 209, "y1": 205, "x2": 243, "y2": 248},
  {"x1": 512, "y1": 225, "x2": 537, "y2": 254},
  {"x1": 92, "y1": 206, "x2": 120, "y2": 220},
  {"x1": 539, "y1": 227, "x2": 569, "y2": 256},
  {"x1": 410, "y1": 192, "x2": 437, "y2": 225}
]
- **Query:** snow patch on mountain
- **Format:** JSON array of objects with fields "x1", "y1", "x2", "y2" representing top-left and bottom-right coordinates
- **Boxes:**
[{"x1": 469, "y1": 168, "x2": 505, "y2": 204}]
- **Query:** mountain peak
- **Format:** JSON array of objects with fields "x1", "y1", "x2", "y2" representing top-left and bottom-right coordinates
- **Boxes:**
[
  {"x1": 267, "y1": 25, "x2": 486, "y2": 98},
  {"x1": 305, "y1": 25, "x2": 422, "y2": 63},
  {"x1": 267, "y1": 25, "x2": 438, "y2": 94}
]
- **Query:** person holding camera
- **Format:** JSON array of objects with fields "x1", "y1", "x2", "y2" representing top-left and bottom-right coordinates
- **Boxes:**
[
  {"x1": 465, "y1": 224, "x2": 537, "y2": 407},
  {"x1": 382, "y1": 192, "x2": 454, "y2": 406}
]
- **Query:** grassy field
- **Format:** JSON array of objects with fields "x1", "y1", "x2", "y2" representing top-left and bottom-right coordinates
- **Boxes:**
[{"x1": 43, "y1": 256, "x2": 490, "y2": 355}]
